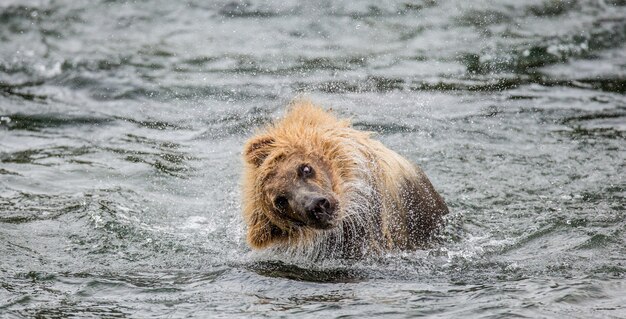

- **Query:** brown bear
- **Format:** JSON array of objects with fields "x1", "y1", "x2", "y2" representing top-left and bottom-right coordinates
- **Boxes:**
[{"x1": 241, "y1": 100, "x2": 448, "y2": 259}]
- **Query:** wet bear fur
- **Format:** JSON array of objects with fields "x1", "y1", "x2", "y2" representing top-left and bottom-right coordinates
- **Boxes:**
[{"x1": 241, "y1": 100, "x2": 448, "y2": 259}]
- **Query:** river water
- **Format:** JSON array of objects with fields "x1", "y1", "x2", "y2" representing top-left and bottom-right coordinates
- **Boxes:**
[{"x1": 1, "y1": 0, "x2": 625, "y2": 317}]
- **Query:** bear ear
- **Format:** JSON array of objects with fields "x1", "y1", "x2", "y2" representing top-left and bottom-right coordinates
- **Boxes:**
[{"x1": 243, "y1": 135, "x2": 275, "y2": 167}]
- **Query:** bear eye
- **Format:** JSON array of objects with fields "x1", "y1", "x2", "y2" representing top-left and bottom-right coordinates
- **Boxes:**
[
  {"x1": 299, "y1": 164, "x2": 314, "y2": 177},
  {"x1": 274, "y1": 195, "x2": 289, "y2": 211}
]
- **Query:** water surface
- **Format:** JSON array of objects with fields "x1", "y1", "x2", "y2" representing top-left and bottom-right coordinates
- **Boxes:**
[{"x1": 1, "y1": 0, "x2": 625, "y2": 317}]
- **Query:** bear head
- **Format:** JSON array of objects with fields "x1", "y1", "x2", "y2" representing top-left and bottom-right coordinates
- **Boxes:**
[{"x1": 242, "y1": 134, "x2": 341, "y2": 249}]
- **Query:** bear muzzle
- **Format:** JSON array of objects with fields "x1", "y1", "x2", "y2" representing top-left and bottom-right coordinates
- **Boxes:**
[
  {"x1": 294, "y1": 191, "x2": 338, "y2": 229},
  {"x1": 305, "y1": 196, "x2": 338, "y2": 229}
]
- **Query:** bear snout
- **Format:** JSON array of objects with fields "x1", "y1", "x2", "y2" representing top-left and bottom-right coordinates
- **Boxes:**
[{"x1": 304, "y1": 196, "x2": 337, "y2": 228}]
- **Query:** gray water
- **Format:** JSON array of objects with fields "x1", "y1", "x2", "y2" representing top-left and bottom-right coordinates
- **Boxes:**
[{"x1": 1, "y1": 0, "x2": 625, "y2": 317}]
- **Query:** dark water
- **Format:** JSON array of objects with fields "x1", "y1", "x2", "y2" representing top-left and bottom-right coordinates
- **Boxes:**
[{"x1": 1, "y1": 0, "x2": 625, "y2": 317}]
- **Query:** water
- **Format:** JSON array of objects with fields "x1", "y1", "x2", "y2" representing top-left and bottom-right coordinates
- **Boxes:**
[{"x1": 1, "y1": 0, "x2": 625, "y2": 317}]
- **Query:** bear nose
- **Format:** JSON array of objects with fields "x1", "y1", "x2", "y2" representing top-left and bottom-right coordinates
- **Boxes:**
[{"x1": 305, "y1": 197, "x2": 335, "y2": 222}]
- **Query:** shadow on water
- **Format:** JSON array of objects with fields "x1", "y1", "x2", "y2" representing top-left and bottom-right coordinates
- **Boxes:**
[
  {"x1": 0, "y1": 192, "x2": 86, "y2": 224},
  {"x1": 0, "y1": 113, "x2": 112, "y2": 131},
  {"x1": 0, "y1": 146, "x2": 93, "y2": 166},
  {"x1": 462, "y1": 18, "x2": 626, "y2": 74},
  {"x1": 0, "y1": 82, "x2": 48, "y2": 101},
  {"x1": 352, "y1": 121, "x2": 421, "y2": 135},
  {"x1": 246, "y1": 261, "x2": 366, "y2": 283},
  {"x1": 13, "y1": 305, "x2": 130, "y2": 319},
  {"x1": 295, "y1": 75, "x2": 626, "y2": 94}
]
